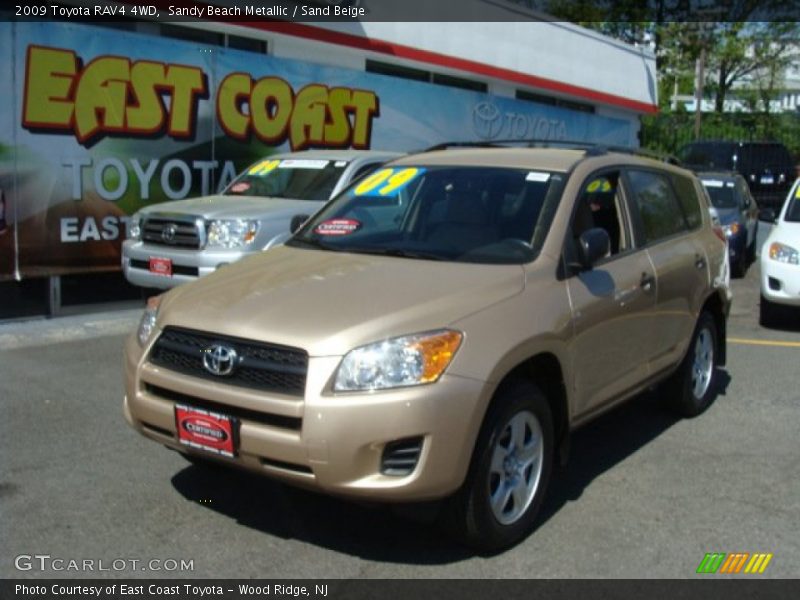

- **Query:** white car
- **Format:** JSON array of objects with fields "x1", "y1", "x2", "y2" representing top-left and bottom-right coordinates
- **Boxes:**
[{"x1": 760, "y1": 178, "x2": 800, "y2": 326}]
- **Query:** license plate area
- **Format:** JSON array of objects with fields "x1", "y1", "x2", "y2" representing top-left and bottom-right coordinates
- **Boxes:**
[
  {"x1": 149, "y1": 257, "x2": 173, "y2": 276},
  {"x1": 760, "y1": 175, "x2": 774, "y2": 185},
  {"x1": 175, "y1": 403, "x2": 238, "y2": 457}
]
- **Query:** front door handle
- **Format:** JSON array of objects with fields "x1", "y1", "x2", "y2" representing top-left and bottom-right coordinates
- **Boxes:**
[
  {"x1": 695, "y1": 254, "x2": 706, "y2": 270},
  {"x1": 640, "y1": 272, "x2": 655, "y2": 292}
]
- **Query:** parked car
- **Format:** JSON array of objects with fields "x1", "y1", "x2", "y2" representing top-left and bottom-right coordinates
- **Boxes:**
[
  {"x1": 122, "y1": 150, "x2": 402, "y2": 290},
  {"x1": 697, "y1": 171, "x2": 758, "y2": 277},
  {"x1": 679, "y1": 140, "x2": 795, "y2": 210},
  {"x1": 124, "y1": 146, "x2": 730, "y2": 552},
  {"x1": 759, "y1": 178, "x2": 800, "y2": 326}
]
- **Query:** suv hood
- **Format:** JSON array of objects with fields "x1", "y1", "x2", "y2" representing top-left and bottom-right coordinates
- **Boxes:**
[
  {"x1": 159, "y1": 246, "x2": 525, "y2": 357},
  {"x1": 140, "y1": 195, "x2": 324, "y2": 221}
]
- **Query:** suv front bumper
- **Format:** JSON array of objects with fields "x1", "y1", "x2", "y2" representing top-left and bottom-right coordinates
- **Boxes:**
[{"x1": 123, "y1": 333, "x2": 489, "y2": 501}]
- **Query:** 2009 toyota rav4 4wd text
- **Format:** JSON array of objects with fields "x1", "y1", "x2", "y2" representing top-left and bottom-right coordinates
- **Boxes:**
[{"x1": 124, "y1": 146, "x2": 731, "y2": 552}]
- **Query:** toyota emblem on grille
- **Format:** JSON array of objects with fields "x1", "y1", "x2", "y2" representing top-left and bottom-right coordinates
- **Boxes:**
[
  {"x1": 161, "y1": 224, "x2": 178, "y2": 243},
  {"x1": 202, "y1": 344, "x2": 239, "y2": 377}
]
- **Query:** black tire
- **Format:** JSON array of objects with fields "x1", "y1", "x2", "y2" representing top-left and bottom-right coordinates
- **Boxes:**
[
  {"x1": 731, "y1": 252, "x2": 747, "y2": 278},
  {"x1": 759, "y1": 295, "x2": 780, "y2": 328},
  {"x1": 444, "y1": 379, "x2": 553, "y2": 554},
  {"x1": 663, "y1": 311, "x2": 719, "y2": 417},
  {"x1": 746, "y1": 237, "x2": 757, "y2": 264}
]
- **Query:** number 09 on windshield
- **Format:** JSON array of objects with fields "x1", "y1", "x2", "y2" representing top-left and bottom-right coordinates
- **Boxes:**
[{"x1": 353, "y1": 167, "x2": 426, "y2": 197}]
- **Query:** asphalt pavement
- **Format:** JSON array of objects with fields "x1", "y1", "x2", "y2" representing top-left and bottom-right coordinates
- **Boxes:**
[{"x1": 1, "y1": 233, "x2": 798, "y2": 579}]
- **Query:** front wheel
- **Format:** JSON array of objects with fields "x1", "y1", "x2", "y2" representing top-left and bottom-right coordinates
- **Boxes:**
[
  {"x1": 663, "y1": 311, "x2": 719, "y2": 417},
  {"x1": 445, "y1": 380, "x2": 553, "y2": 553}
]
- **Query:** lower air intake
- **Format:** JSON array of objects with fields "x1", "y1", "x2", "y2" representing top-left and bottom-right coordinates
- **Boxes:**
[{"x1": 380, "y1": 437, "x2": 424, "y2": 477}]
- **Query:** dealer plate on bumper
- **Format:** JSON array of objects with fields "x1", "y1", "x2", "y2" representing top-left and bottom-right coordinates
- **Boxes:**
[
  {"x1": 175, "y1": 404, "x2": 238, "y2": 457},
  {"x1": 149, "y1": 257, "x2": 172, "y2": 276}
]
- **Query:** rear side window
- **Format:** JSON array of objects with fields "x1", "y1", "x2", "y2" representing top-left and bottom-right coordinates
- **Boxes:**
[
  {"x1": 626, "y1": 170, "x2": 687, "y2": 244},
  {"x1": 671, "y1": 173, "x2": 703, "y2": 230}
]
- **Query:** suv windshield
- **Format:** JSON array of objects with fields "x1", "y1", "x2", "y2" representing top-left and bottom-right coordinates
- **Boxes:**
[
  {"x1": 679, "y1": 144, "x2": 735, "y2": 170},
  {"x1": 738, "y1": 144, "x2": 793, "y2": 170},
  {"x1": 700, "y1": 179, "x2": 738, "y2": 209},
  {"x1": 224, "y1": 158, "x2": 348, "y2": 201},
  {"x1": 785, "y1": 188, "x2": 800, "y2": 223},
  {"x1": 288, "y1": 166, "x2": 565, "y2": 264}
]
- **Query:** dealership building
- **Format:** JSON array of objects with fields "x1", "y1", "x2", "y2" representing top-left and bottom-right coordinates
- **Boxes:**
[{"x1": 0, "y1": 5, "x2": 657, "y2": 306}]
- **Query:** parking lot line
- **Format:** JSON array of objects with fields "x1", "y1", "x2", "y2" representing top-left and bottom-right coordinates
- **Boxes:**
[{"x1": 729, "y1": 337, "x2": 800, "y2": 348}]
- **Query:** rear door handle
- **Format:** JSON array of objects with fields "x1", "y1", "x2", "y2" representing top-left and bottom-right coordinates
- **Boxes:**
[{"x1": 640, "y1": 272, "x2": 655, "y2": 292}]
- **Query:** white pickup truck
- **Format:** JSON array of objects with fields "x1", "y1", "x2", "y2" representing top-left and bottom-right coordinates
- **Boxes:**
[{"x1": 122, "y1": 149, "x2": 402, "y2": 290}]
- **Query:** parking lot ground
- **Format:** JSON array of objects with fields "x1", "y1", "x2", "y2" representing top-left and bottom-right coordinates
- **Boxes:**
[{"x1": 1, "y1": 262, "x2": 798, "y2": 579}]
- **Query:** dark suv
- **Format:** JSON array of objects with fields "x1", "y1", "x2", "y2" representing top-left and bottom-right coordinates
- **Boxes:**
[{"x1": 679, "y1": 141, "x2": 795, "y2": 210}]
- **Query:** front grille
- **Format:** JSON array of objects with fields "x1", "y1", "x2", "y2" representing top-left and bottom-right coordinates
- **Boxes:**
[
  {"x1": 380, "y1": 437, "x2": 424, "y2": 476},
  {"x1": 149, "y1": 326, "x2": 308, "y2": 396},
  {"x1": 129, "y1": 259, "x2": 199, "y2": 277},
  {"x1": 142, "y1": 216, "x2": 203, "y2": 248},
  {"x1": 144, "y1": 384, "x2": 302, "y2": 430}
]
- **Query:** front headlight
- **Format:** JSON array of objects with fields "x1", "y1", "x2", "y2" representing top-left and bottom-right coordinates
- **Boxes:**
[
  {"x1": 129, "y1": 214, "x2": 142, "y2": 240},
  {"x1": 334, "y1": 330, "x2": 463, "y2": 392},
  {"x1": 768, "y1": 242, "x2": 799, "y2": 265},
  {"x1": 137, "y1": 295, "x2": 163, "y2": 347},
  {"x1": 723, "y1": 222, "x2": 741, "y2": 237},
  {"x1": 206, "y1": 219, "x2": 259, "y2": 248}
]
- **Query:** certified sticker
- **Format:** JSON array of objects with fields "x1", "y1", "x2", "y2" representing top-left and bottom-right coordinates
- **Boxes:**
[
  {"x1": 230, "y1": 182, "x2": 251, "y2": 193},
  {"x1": 314, "y1": 218, "x2": 362, "y2": 236}
]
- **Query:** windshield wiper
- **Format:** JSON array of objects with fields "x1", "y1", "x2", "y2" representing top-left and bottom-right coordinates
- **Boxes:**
[
  {"x1": 288, "y1": 237, "x2": 340, "y2": 251},
  {"x1": 343, "y1": 247, "x2": 446, "y2": 261}
]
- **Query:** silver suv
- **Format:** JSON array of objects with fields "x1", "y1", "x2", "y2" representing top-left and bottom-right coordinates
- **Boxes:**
[
  {"x1": 122, "y1": 150, "x2": 402, "y2": 289},
  {"x1": 125, "y1": 146, "x2": 731, "y2": 552}
]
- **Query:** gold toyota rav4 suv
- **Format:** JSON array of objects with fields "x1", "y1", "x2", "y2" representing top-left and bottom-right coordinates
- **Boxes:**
[{"x1": 124, "y1": 146, "x2": 731, "y2": 552}]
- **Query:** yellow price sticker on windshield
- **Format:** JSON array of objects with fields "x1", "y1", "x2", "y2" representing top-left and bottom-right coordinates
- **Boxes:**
[
  {"x1": 248, "y1": 159, "x2": 280, "y2": 176},
  {"x1": 353, "y1": 167, "x2": 425, "y2": 197},
  {"x1": 586, "y1": 178, "x2": 612, "y2": 193}
]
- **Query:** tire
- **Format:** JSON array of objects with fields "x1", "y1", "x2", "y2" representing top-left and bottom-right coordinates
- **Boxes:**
[
  {"x1": 731, "y1": 252, "x2": 746, "y2": 278},
  {"x1": 746, "y1": 237, "x2": 757, "y2": 264},
  {"x1": 663, "y1": 311, "x2": 719, "y2": 417},
  {"x1": 444, "y1": 379, "x2": 553, "y2": 553},
  {"x1": 759, "y1": 295, "x2": 780, "y2": 328}
]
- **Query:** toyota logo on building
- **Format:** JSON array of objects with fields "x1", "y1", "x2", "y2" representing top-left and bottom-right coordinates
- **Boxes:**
[
  {"x1": 202, "y1": 344, "x2": 239, "y2": 377},
  {"x1": 472, "y1": 101, "x2": 503, "y2": 140},
  {"x1": 161, "y1": 223, "x2": 178, "y2": 243}
]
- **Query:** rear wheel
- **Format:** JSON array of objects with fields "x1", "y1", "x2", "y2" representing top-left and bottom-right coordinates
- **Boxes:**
[
  {"x1": 732, "y1": 251, "x2": 747, "y2": 278},
  {"x1": 445, "y1": 380, "x2": 553, "y2": 553},
  {"x1": 664, "y1": 311, "x2": 719, "y2": 417}
]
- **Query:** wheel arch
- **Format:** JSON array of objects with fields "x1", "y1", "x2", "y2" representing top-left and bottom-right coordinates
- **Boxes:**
[{"x1": 701, "y1": 290, "x2": 728, "y2": 366}]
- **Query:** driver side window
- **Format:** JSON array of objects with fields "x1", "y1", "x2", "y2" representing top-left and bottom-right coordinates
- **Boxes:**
[{"x1": 571, "y1": 171, "x2": 629, "y2": 258}]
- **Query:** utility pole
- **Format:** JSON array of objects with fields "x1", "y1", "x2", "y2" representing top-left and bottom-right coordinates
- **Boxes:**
[{"x1": 694, "y1": 45, "x2": 706, "y2": 139}]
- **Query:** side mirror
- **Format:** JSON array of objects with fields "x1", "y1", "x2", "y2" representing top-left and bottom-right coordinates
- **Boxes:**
[
  {"x1": 758, "y1": 208, "x2": 776, "y2": 223},
  {"x1": 290, "y1": 214, "x2": 310, "y2": 234},
  {"x1": 577, "y1": 228, "x2": 610, "y2": 269}
]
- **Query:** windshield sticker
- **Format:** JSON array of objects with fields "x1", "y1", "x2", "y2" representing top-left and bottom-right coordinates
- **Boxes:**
[
  {"x1": 334, "y1": 160, "x2": 348, "y2": 167},
  {"x1": 526, "y1": 171, "x2": 550, "y2": 182},
  {"x1": 248, "y1": 159, "x2": 280, "y2": 176},
  {"x1": 353, "y1": 167, "x2": 426, "y2": 197},
  {"x1": 703, "y1": 180, "x2": 724, "y2": 188},
  {"x1": 279, "y1": 159, "x2": 330, "y2": 170},
  {"x1": 796, "y1": 187, "x2": 800, "y2": 198},
  {"x1": 230, "y1": 182, "x2": 251, "y2": 193},
  {"x1": 586, "y1": 178, "x2": 612, "y2": 192},
  {"x1": 314, "y1": 218, "x2": 362, "y2": 236}
]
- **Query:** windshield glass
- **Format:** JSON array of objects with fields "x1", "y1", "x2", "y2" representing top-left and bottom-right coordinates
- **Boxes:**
[
  {"x1": 785, "y1": 186, "x2": 800, "y2": 223},
  {"x1": 288, "y1": 166, "x2": 566, "y2": 265},
  {"x1": 224, "y1": 158, "x2": 348, "y2": 201},
  {"x1": 679, "y1": 144, "x2": 734, "y2": 170},
  {"x1": 738, "y1": 144, "x2": 793, "y2": 169},
  {"x1": 700, "y1": 179, "x2": 738, "y2": 209}
]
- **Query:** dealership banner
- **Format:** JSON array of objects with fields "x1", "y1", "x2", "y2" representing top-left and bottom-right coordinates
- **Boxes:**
[{"x1": 0, "y1": 21, "x2": 632, "y2": 280}]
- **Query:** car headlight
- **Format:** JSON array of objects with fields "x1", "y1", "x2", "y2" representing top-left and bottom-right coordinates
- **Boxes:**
[
  {"x1": 768, "y1": 242, "x2": 799, "y2": 265},
  {"x1": 334, "y1": 330, "x2": 463, "y2": 392},
  {"x1": 137, "y1": 295, "x2": 163, "y2": 347},
  {"x1": 129, "y1": 214, "x2": 142, "y2": 240},
  {"x1": 723, "y1": 222, "x2": 741, "y2": 237},
  {"x1": 206, "y1": 219, "x2": 259, "y2": 248}
]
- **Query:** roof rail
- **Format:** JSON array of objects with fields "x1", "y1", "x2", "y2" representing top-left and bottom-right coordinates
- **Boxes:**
[{"x1": 422, "y1": 139, "x2": 682, "y2": 165}]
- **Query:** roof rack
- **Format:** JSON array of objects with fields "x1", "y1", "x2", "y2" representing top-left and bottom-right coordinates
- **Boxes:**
[{"x1": 423, "y1": 139, "x2": 682, "y2": 165}]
